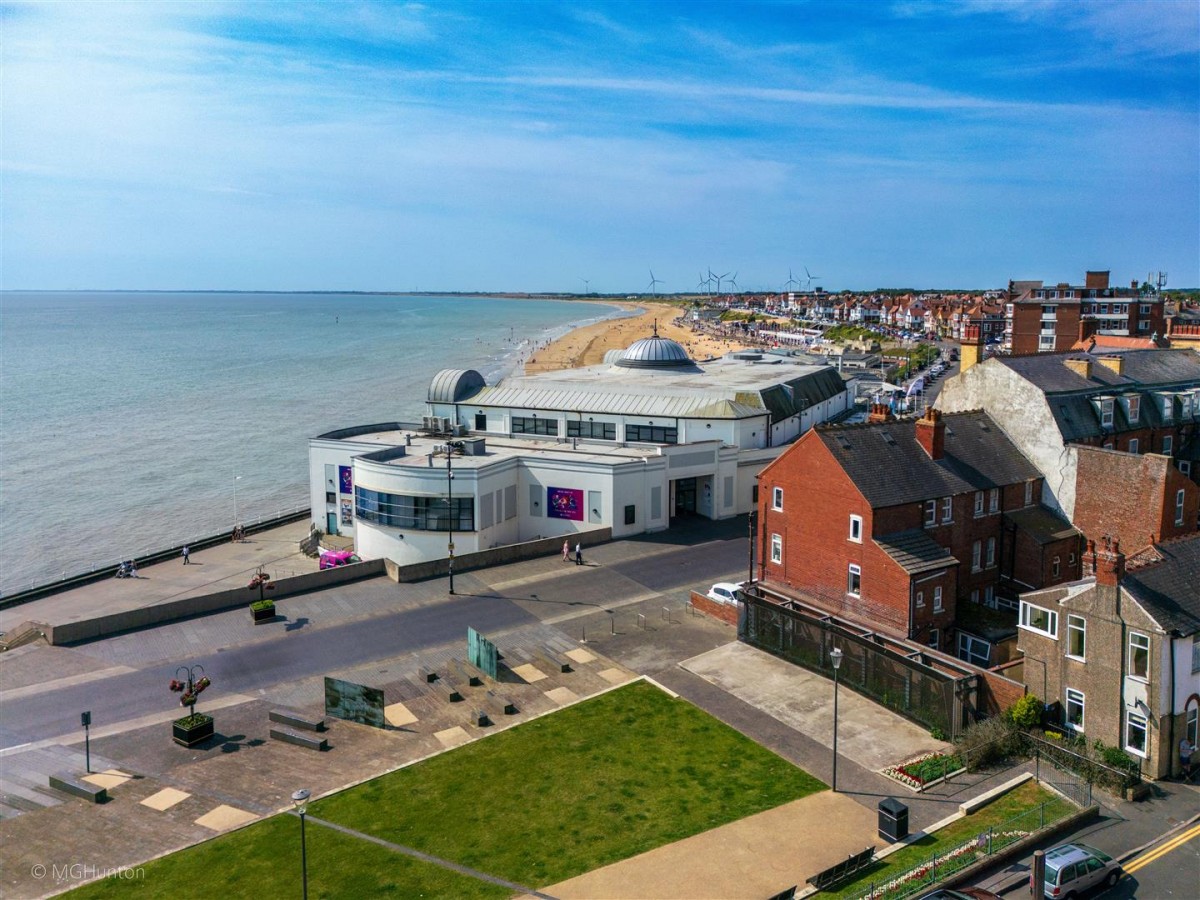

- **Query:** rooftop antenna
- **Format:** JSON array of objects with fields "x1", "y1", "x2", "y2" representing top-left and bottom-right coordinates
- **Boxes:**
[
  {"x1": 1156, "y1": 271, "x2": 1168, "y2": 292},
  {"x1": 646, "y1": 268, "x2": 663, "y2": 296}
]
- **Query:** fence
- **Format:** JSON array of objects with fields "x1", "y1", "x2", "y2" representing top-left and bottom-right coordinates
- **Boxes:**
[
  {"x1": 848, "y1": 801, "x2": 1071, "y2": 900},
  {"x1": 1025, "y1": 732, "x2": 1140, "y2": 798},
  {"x1": 739, "y1": 593, "x2": 967, "y2": 738}
]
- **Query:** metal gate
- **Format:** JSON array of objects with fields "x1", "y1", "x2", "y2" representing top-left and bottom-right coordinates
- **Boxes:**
[{"x1": 1035, "y1": 746, "x2": 1093, "y2": 807}]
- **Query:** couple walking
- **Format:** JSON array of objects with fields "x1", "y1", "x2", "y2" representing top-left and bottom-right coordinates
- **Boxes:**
[{"x1": 561, "y1": 539, "x2": 583, "y2": 565}]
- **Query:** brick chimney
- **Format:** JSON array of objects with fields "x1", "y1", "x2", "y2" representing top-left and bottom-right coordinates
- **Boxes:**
[
  {"x1": 867, "y1": 403, "x2": 893, "y2": 424},
  {"x1": 1078, "y1": 318, "x2": 1099, "y2": 342},
  {"x1": 1087, "y1": 537, "x2": 1126, "y2": 586},
  {"x1": 1096, "y1": 355, "x2": 1125, "y2": 376},
  {"x1": 915, "y1": 408, "x2": 945, "y2": 460},
  {"x1": 1064, "y1": 357, "x2": 1093, "y2": 379}
]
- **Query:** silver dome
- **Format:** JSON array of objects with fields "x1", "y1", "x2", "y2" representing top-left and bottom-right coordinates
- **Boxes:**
[{"x1": 615, "y1": 335, "x2": 692, "y2": 369}]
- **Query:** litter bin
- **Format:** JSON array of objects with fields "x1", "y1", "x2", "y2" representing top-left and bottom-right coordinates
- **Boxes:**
[{"x1": 878, "y1": 797, "x2": 908, "y2": 843}]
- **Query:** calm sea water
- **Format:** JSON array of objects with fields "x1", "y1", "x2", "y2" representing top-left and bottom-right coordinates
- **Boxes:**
[{"x1": 0, "y1": 292, "x2": 621, "y2": 595}]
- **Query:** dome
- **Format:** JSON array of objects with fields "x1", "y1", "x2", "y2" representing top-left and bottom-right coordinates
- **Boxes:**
[
  {"x1": 428, "y1": 369, "x2": 486, "y2": 403},
  {"x1": 615, "y1": 335, "x2": 692, "y2": 369}
]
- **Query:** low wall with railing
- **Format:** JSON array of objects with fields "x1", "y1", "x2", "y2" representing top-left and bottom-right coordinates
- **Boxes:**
[
  {"x1": 0, "y1": 506, "x2": 311, "y2": 610},
  {"x1": 46, "y1": 558, "x2": 385, "y2": 645},
  {"x1": 385, "y1": 528, "x2": 612, "y2": 582}
]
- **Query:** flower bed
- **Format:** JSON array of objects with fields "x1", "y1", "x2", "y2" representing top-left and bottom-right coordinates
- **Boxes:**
[
  {"x1": 857, "y1": 831, "x2": 1031, "y2": 899},
  {"x1": 881, "y1": 752, "x2": 963, "y2": 791}
]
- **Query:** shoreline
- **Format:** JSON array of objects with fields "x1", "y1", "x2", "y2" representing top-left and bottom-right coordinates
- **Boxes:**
[{"x1": 523, "y1": 300, "x2": 753, "y2": 373}]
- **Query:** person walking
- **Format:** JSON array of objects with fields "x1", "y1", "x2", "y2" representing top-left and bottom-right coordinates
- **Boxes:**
[
  {"x1": 574, "y1": 542, "x2": 583, "y2": 566},
  {"x1": 562, "y1": 539, "x2": 570, "y2": 562},
  {"x1": 1181, "y1": 736, "x2": 1195, "y2": 781},
  {"x1": 182, "y1": 545, "x2": 190, "y2": 565}
]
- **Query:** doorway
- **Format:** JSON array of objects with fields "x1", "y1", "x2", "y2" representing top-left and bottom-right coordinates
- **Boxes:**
[
  {"x1": 326, "y1": 512, "x2": 338, "y2": 535},
  {"x1": 673, "y1": 477, "x2": 697, "y2": 517}
]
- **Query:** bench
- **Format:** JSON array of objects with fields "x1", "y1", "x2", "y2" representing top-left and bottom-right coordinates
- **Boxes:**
[
  {"x1": 269, "y1": 710, "x2": 326, "y2": 732},
  {"x1": 419, "y1": 666, "x2": 438, "y2": 683},
  {"x1": 270, "y1": 727, "x2": 328, "y2": 751},
  {"x1": 444, "y1": 682, "x2": 464, "y2": 703},
  {"x1": 805, "y1": 847, "x2": 876, "y2": 891},
  {"x1": 474, "y1": 709, "x2": 492, "y2": 727},
  {"x1": 450, "y1": 659, "x2": 488, "y2": 688},
  {"x1": 537, "y1": 651, "x2": 572, "y2": 674},
  {"x1": 49, "y1": 774, "x2": 107, "y2": 803}
]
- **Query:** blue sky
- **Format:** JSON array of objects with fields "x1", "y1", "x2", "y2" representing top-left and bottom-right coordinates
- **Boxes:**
[{"x1": 2, "y1": 1, "x2": 1197, "y2": 293}]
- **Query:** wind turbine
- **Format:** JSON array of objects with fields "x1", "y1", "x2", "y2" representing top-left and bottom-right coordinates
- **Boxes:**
[
  {"x1": 784, "y1": 268, "x2": 800, "y2": 291},
  {"x1": 804, "y1": 266, "x2": 821, "y2": 290},
  {"x1": 646, "y1": 269, "x2": 663, "y2": 296},
  {"x1": 726, "y1": 272, "x2": 739, "y2": 293},
  {"x1": 581, "y1": 277, "x2": 591, "y2": 294},
  {"x1": 697, "y1": 271, "x2": 712, "y2": 295},
  {"x1": 710, "y1": 269, "x2": 730, "y2": 294}
]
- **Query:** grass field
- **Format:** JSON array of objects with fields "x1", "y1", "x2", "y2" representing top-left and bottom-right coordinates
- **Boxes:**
[{"x1": 70, "y1": 680, "x2": 823, "y2": 897}]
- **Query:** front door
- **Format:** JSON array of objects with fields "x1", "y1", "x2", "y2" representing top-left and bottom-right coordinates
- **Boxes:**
[
  {"x1": 327, "y1": 512, "x2": 338, "y2": 535},
  {"x1": 673, "y1": 477, "x2": 697, "y2": 517}
]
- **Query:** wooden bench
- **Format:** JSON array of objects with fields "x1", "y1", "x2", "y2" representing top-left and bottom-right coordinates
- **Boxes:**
[
  {"x1": 49, "y1": 774, "x2": 107, "y2": 803},
  {"x1": 805, "y1": 847, "x2": 875, "y2": 891},
  {"x1": 418, "y1": 666, "x2": 438, "y2": 683},
  {"x1": 270, "y1": 727, "x2": 328, "y2": 751},
  {"x1": 269, "y1": 710, "x2": 326, "y2": 732}
]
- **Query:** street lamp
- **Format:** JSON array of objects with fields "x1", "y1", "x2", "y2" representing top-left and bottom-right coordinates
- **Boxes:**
[
  {"x1": 445, "y1": 441, "x2": 455, "y2": 595},
  {"x1": 233, "y1": 473, "x2": 242, "y2": 535},
  {"x1": 830, "y1": 646, "x2": 844, "y2": 792},
  {"x1": 292, "y1": 788, "x2": 310, "y2": 900}
]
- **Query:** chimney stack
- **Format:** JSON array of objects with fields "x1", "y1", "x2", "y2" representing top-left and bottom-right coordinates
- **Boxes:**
[
  {"x1": 915, "y1": 408, "x2": 945, "y2": 460},
  {"x1": 867, "y1": 403, "x2": 893, "y2": 424},
  {"x1": 1078, "y1": 318, "x2": 1099, "y2": 342},
  {"x1": 1089, "y1": 536, "x2": 1125, "y2": 586}
]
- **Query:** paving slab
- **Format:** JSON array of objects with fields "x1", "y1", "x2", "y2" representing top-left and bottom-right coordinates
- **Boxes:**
[
  {"x1": 545, "y1": 686, "x2": 578, "y2": 705},
  {"x1": 512, "y1": 663, "x2": 548, "y2": 683},
  {"x1": 384, "y1": 702, "x2": 418, "y2": 727},
  {"x1": 598, "y1": 667, "x2": 629, "y2": 684},
  {"x1": 434, "y1": 726, "x2": 470, "y2": 749},
  {"x1": 565, "y1": 648, "x2": 596, "y2": 665},
  {"x1": 194, "y1": 804, "x2": 258, "y2": 831},
  {"x1": 140, "y1": 787, "x2": 191, "y2": 811},
  {"x1": 81, "y1": 770, "x2": 133, "y2": 790}
]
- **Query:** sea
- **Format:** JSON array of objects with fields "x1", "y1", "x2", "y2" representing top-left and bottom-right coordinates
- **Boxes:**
[{"x1": 0, "y1": 292, "x2": 625, "y2": 596}]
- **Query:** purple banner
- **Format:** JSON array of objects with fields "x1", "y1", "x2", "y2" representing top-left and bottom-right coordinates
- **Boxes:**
[
  {"x1": 547, "y1": 487, "x2": 584, "y2": 521},
  {"x1": 339, "y1": 465, "x2": 353, "y2": 494}
]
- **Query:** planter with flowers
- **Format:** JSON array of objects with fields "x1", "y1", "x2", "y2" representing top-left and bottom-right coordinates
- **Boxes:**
[
  {"x1": 881, "y1": 751, "x2": 964, "y2": 792},
  {"x1": 170, "y1": 667, "x2": 214, "y2": 747},
  {"x1": 248, "y1": 568, "x2": 276, "y2": 623}
]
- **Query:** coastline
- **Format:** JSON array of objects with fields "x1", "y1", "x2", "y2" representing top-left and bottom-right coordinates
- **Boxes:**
[{"x1": 523, "y1": 300, "x2": 752, "y2": 373}]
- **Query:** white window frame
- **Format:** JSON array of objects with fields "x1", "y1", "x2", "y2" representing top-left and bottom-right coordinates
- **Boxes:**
[
  {"x1": 1187, "y1": 703, "x2": 1198, "y2": 746},
  {"x1": 1128, "y1": 438, "x2": 1139, "y2": 454},
  {"x1": 986, "y1": 537, "x2": 996, "y2": 568},
  {"x1": 924, "y1": 499, "x2": 937, "y2": 527},
  {"x1": 984, "y1": 585, "x2": 995, "y2": 608},
  {"x1": 914, "y1": 589, "x2": 924, "y2": 608},
  {"x1": 772, "y1": 486, "x2": 784, "y2": 511},
  {"x1": 1065, "y1": 688, "x2": 1085, "y2": 732},
  {"x1": 1128, "y1": 632, "x2": 1150, "y2": 680},
  {"x1": 1052, "y1": 555, "x2": 1060, "y2": 578},
  {"x1": 847, "y1": 564, "x2": 861, "y2": 597},
  {"x1": 1100, "y1": 399, "x2": 1114, "y2": 427},
  {"x1": 1024, "y1": 480, "x2": 1033, "y2": 507},
  {"x1": 770, "y1": 533, "x2": 782, "y2": 564},
  {"x1": 933, "y1": 586, "x2": 943, "y2": 612},
  {"x1": 849, "y1": 514, "x2": 863, "y2": 543},
  {"x1": 1162, "y1": 396, "x2": 1174, "y2": 424},
  {"x1": 1175, "y1": 489, "x2": 1186, "y2": 526},
  {"x1": 957, "y1": 633, "x2": 991, "y2": 667},
  {"x1": 1066, "y1": 614, "x2": 1086, "y2": 660},
  {"x1": 1182, "y1": 461, "x2": 1192, "y2": 477},
  {"x1": 1127, "y1": 396, "x2": 1140, "y2": 422},
  {"x1": 972, "y1": 540, "x2": 982, "y2": 572},
  {"x1": 974, "y1": 491, "x2": 985, "y2": 517},
  {"x1": 989, "y1": 487, "x2": 1000, "y2": 513},
  {"x1": 941, "y1": 496, "x2": 953, "y2": 524},
  {"x1": 1125, "y1": 710, "x2": 1149, "y2": 757},
  {"x1": 1162, "y1": 435, "x2": 1173, "y2": 455},
  {"x1": 928, "y1": 628, "x2": 939, "y2": 649},
  {"x1": 1020, "y1": 601, "x2": 1058, "y2": 638}
]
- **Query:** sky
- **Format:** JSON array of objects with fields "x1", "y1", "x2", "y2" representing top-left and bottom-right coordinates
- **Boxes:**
[{"x1": 2, "y1": 1, "x2": 1197, "y2": 294}]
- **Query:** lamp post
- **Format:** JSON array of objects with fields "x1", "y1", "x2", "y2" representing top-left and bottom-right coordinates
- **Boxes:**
[
  {"x1": 81, "y1": 711, "x2": 92, "y2": 773},
  {"x1": 830, "y1": 646, "x2": 844, "y2": 792},
  {"x1": 233, "y1": 473, "x2": 242, "y2": 534},
  {"x1": 445, "y1": 441, "x2": 455, "y2": 595},
  {"x1": 292, "y1": 788, "x2": 310, "y2": 900},
  {"x1": 747, "y1": 508, "x2": 756, "y2": 586}
]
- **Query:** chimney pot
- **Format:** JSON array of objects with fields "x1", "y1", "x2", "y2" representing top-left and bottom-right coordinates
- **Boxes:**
[{"x1": 915, "y1": 408, "x2": 945, "y2": 460}]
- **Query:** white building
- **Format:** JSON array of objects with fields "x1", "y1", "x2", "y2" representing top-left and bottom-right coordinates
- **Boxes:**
[{"x1": 309, "y1": 333, "x2": 849, "y2": 566}]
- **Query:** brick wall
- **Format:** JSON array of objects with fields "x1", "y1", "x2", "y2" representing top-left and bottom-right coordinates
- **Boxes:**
[
  {"x1": 978, "y1": 667, "x2": 1026, "y2": 717},
  {"x1": 688, "y1": 591, "x2": 738, "y2": 626},
  {"x1": 1074, "y1": 446, "x2": 1199, "y2": 549}
]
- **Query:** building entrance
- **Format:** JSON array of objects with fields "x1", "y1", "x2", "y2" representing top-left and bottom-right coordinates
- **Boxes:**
[{"x1": 673, "y1": 477, "x2": 697, "y2": 517}]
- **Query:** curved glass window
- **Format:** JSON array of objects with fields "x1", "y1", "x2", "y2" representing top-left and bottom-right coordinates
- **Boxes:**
[{"x1": 355, "y1": 487, "x2": 474, "y2": 531}]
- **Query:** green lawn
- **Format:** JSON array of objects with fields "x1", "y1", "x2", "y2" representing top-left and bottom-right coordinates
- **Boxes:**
[
  {"x1": 828, "y1": 780, "x2": 1075, "y2": 898},
  {"x1": 314, "y1": 680, "x2": 824, "y2": 887},
  {"x1": 68, "y1": 813, "x2": 513, "y2": 899},
  {"x1": 70, "y1": 681, "x2": 822, "y2": 897}
]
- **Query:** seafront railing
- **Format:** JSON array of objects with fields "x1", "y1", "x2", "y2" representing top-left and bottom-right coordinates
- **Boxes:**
[{"x1": 0, "y1": 504, "x2": 311, "y2": 609}]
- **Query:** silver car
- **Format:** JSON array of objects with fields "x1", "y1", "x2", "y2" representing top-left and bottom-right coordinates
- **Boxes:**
[{"x1": 1037, "y1": 843, "x2": 1122, "y2": 898}]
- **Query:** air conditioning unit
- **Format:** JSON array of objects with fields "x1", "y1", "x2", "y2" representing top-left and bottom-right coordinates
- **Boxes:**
[
  {"x1": 441, "y1": 417, "x2": 452, "y2": 433},
  {"x1": 452, "y1": 423, "x2": 468, "y2": 437},
  {"x1": 421, "y1": 415, "x2": 437, "y2": 432}
]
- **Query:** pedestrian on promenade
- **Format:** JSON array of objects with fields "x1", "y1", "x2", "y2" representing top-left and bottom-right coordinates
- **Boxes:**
[
  {"x1": 182, "y1": 546, "x2": 190, "y2": 565},
  {"x1": 575, "y1": 542, "x2": 583, "y2": 566},
  {"x1": 562, "y1": 539, "x2": 570, "y2": 562},
  {"x1": 1181, "y1": 737, "x2": 1195, "y2": 781}
]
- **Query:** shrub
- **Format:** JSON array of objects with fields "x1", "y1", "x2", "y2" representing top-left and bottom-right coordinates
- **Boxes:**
[
  {"x1": 250, "y1": 598, "x2": 275, "y2": 612},
  {"x1": 930, "y1": 725, "x2": 948, "y2": 742},
  {"x1": 1004, "y1": 694, "x2": 1043, "y2": 729}
]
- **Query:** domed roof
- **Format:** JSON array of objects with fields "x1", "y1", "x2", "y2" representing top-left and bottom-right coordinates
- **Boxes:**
[
  {"x1": 428, "y1": 369, "x2": 486, "y2": 403},
  {"x1": 615, "y1": 334, "x2": 692, "y2": 369}
]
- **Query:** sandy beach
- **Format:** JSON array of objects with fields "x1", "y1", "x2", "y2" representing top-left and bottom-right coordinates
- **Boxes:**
[{"x1": 523, "y1": 301, "x2": 752, "y2": 373}]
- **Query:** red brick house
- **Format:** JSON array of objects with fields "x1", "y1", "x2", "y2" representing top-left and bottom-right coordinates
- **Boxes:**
[{"x1": 756, "y1": 407, "x2": 1081, "y2": 665}]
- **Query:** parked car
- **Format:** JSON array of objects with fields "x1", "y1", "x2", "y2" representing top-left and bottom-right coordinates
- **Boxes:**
[
  {"x1": 706, "y1": 582, "x2": 743, "y2": 605},
  {"x1": 1033, "y1": 843, "x2": 1122, "y2": 898},
  {"x1": 917, "y1": 888, "x2": 1001, "y2": 900},
  {"x1": 319, "y1": 550, "x2": 360, "y2": 570}
]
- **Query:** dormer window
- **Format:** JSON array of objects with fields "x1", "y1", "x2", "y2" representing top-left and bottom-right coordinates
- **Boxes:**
[
  {"x1": 1127, "y1": 396, "x2": 1140, "y2": 423},
  {"x1": 989, "y1": 488, "x2": 1000, "y2": 513},
  {"x1": 1162, "y1": 396, "x2": 1174, "y2": 424},
  {"x1": 1099, "y1": 399, "x2": 1114, "y2": 428}
]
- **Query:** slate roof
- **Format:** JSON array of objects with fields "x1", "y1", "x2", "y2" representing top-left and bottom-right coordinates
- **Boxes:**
[
  {"x1": 817, "y1": 410, "x2": 1041, "y2": 508},
  {"x1": 1123, "y1": 536, "x2": 1200, "y2": 636},
  {"x1": 874, "y1": 530, "x2": 958, "y2": 575},
  {"x1": 1004, "y1": 506, "x2": 1079, "y2": 545},
  {"x1": 996, "y1": 349, "x2": 1200, "y2": 395}
]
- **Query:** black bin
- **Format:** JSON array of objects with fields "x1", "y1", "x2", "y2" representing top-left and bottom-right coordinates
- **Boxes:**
[{"x1": 878, "y1": 797, "x2": 908, "y2": 843}]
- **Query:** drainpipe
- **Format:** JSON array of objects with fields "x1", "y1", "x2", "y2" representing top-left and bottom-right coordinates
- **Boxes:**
[{"x1": 1168, "y1": 634, "x2": 1177, "y2": 778}]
